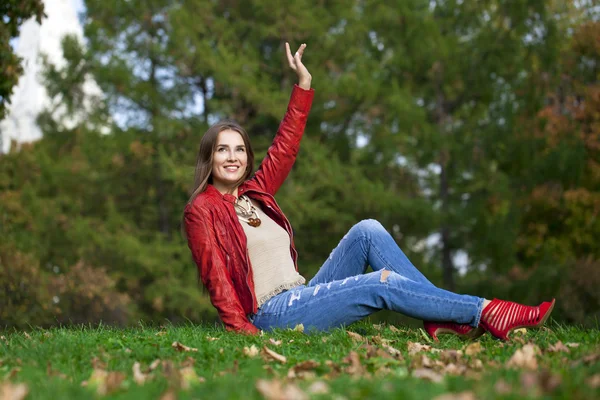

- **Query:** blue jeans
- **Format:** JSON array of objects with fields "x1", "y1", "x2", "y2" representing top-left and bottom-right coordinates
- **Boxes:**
[{"x1": 249, "y1": 219, "x2": 484, "y2": 332}]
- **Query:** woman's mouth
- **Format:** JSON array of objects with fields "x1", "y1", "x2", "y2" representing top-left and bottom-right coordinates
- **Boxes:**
[{"x1": 224, "y1": 166, "x2": 240, "y2": 173}]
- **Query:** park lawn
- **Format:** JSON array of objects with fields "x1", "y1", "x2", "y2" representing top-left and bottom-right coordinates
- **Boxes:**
[{"x1": 0, "y1": 321, "x2": 599, "y2": 399}]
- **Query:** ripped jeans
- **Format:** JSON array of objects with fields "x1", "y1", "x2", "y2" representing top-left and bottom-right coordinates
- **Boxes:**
[{"x1": 249, "y1": 219, "x2": 484, "y2": 332}]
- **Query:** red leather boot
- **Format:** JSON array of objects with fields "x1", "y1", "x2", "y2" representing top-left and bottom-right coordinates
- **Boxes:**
[
  {"x1": 480, "y1": 298, "x2": 555, "y2": 341},
  {"x1": 423, "y1": 321, "x2": 486, "y2": 342}
]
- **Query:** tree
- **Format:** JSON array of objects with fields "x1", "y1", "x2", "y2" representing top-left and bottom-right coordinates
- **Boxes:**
[{"x1": 0, "y1": 0, "x2": 45, "y2": 120}]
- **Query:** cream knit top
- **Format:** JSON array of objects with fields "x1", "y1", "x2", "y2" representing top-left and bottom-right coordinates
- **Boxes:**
[{"x1": 236, "y1": 196, "x2": 305, "y2": 307}]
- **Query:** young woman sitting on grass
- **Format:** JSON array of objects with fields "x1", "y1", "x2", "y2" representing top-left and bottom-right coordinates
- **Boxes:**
[{"x1": 183, "y1": 42, "x2": 555, "y2": 341}]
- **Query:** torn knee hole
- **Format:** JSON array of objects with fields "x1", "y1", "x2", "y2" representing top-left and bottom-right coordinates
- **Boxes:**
[{"x1": 380, "y1": 270, "x2": 391, "y2": 282}]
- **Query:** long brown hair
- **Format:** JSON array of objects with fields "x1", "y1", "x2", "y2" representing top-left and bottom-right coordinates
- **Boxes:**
[{"x1": 181, "y1": 120, "x2": 255, "y2": 237}]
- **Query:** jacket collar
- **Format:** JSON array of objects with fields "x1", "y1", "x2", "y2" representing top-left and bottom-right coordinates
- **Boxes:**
[{"x1": 204, "y1": 183, "x2": 245, "y2": 204}]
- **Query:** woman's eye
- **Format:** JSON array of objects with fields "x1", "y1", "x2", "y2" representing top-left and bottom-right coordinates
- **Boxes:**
[{"x1": 237, "y1": 148, "x2": 245, "y2": 152}]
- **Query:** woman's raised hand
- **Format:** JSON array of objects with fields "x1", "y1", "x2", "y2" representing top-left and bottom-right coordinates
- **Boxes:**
[{"x1": 285, "y1": 42, "x2": 312, "y2": 90}]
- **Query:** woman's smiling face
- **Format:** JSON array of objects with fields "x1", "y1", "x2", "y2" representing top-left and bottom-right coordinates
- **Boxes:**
[{"x1": 211, "y1": 129, "x2": 248, "y2": 194}]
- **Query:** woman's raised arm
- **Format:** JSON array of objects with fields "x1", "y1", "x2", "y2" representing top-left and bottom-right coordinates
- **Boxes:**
[{"x1": 246, "y1": 43, "x2": 314, "y2": 196}]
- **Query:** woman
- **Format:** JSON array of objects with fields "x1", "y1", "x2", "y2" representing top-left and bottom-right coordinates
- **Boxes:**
[{"x1": 183, "y1": 42, "x2": 555, "y2": 341}]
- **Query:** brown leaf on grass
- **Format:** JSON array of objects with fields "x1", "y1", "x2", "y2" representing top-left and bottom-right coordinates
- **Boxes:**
[
  {"x1": 433, "y1": 391, "x2": 476, "y2": 400},
  {"x1": 347, "y1": 331, "x2": 364, "y2": 342},
  {"x1": 442, "y1": 363, "x2": 466, "y2": 376},
  {"x1": 244, "y1": 345, "x2": 260, "y2": 358},
  {"x1": 159, "y1": 390, "x2": 177, "y2": 400},
  {"x1": 343, "y1": 351, "x2": 367, "y2": 377},
  {"x1": 23, "y1": 332, "x2": 31, "y2": 340},
  {"x1": 586, "y1": 374, "x2": 600, "y2": 389},
  {"x1": 205, "y1": 336, "x2": 219, "y2": 342},
  {"x1": 287, "y1": 360, "x2": 320, "y2": 380},
  {"x1": 171, "y1": 341, "x2": 197, "y2": 352},
  {"x1": 507, "y1": 344, "x2": 540, "y2": 370},
  {"x1": 269, "y1": 338, "x2": 282, "y2": 346},
  {"x1": 407, "y1": 341, "x2": 440, "y2": 355},
  {"x1": 262, "y1": 346, "x2": 287, "y2": 364},
  {"x1": 46, "y1": 361, "x2": 68, "y2": 380},
  {"x1": 149, "y1": 359, "x2": 161, "y2": 371},
  {"x1": 494, "y1": 379, "x2": 512, "y2": 394},
  {"x1": 0, "y1": 382, "x2": 28, "y2": 400},
  {"x1": 83, "y1": 369, "x2": 125, "y2": 396},
  {"x1": 513, "y1": 328, "x2": 527, "y2": 335},
  {"x1": 155, "y1": 331, "x2": 167, "y2": 337},
  {"x1": 370, "y1": 335, "x2": 392, "y2": 346},
  {"x1": 292, "y1": 324, "x2": 304, "y2": 332},
  {"x1": 0, "y1": 335, "x2": 8, "y2": 344},
  {"x1": 43, "y1": 332, "x2": 52, "y2": 338},
  {"x1": 565, "y1": 342, "x2": 580, "y2": 348},
  {"x1": 463, "y1": 342, "x2": 483, "y2": 356},
  {"x1": 180, "y1": 366, "x2": 205, "y2": 390},
  {"x1": 132, "y1": 362, "x2": 148, "y2": 385},
  {"x1": 6, "y1": 367, "x2": 21, "y2": 380},
  {"x1": 412, "y1": 368, "x2": 443, "y2": 383},
  {"x1": 256, "y1": 379, "x2": 307, "y2": 400},
  {"x1": 411, "y1": 354, "x2": 434, "y2": 369},
  {"x1": 381, "y1": 344, "x2": 404, "y2": 360},
  {"x1": 373, "y1": 323, "x2": 384, "y2": 331},
  {"x1": 547, "y1": 341, "x2": 570, "y2": 353},
  {"x1": 306, "y1": 381, "x2": 329, "y2": 394},
  {"x1": 520, "y1": 370, "x2": 562, "y2": 395},
  {"x1": 90, "y1": 357, "x2": 107, "y2": 370},
  {"x1": 389, "y1": 325, "x2": 402, "y2": 333},
  {"x1": 440, "y1": 350, "x2": 463, "y2": 364}
]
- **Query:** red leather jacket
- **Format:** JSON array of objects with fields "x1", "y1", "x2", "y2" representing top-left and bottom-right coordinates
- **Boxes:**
[{"x1": 184, "y1": 85, "x2": 314, "y2": 334}]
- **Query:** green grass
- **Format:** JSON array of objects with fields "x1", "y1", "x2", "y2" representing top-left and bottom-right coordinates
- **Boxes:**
[{"x1": 1, "y1": 321, "x2": 599, "y2": 399}]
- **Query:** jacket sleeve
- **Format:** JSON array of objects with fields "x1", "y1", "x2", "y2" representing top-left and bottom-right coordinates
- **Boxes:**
[
  {"x1": 184, "y1": 204, "x2": 259, "y2": 335},
  {"x1": 249, "y1": 84, "x2": 314, "y2": 196}
]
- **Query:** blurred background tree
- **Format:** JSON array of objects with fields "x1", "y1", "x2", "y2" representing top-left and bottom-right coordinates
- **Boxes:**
[
  {"x1": 1, "y1": 0, "x2": 598, "y2": 328},
  {"x1": 0, "y1": 0, "x2": 45, "y2": 120}
]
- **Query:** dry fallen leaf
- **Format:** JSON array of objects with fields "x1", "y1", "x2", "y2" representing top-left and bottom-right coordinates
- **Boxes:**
[
  {"x1": 85, "y1": 368, "x2": 125, "y2": 396},
  {"x1": 343, "y1": 351, "x2": 367, "y2": 377},
  {"x1": 347, "y1": 331, "x2": 364, "y2": 342},
  {"x1": 256, "y1": 379, "x2": 307, "y2": 400},
  {"x1": 155, "y1": 331, "x2": 167, "y2": 336},
  {"x1": 0, "y1": 382, "x2": 28, "y2": 400},
  {"x1": 171, "y1": 341, "x2": 198, "y2": 352},
  {"x1": 586, "y1": 374, "x2": 600, "y2": 389},
  {"x1": 132, "y1": 362, "x2": 148, "y2": 385},
  {"x1": 269, "y1": 338, "x2": 282, "y2": 346},
  {"x1": 262, "y1": 346, "x2": 287, "y2": 364},
  {"x1": 244, "y1": 345, "x2": 260, "y2": 358},
  {"x1": 408, "y1": 341, "x2": 440, "y2": 355},
  {"x1": 389, "y1": 325, "x2": 402, "y2": 333},
  {"x1": 464, "y1": 342, "x2": 483, "y2": 356},
  {"x1": 382, "y1": 344, "x2": 403, "y2": 359},
  {"x1": 206, "y1": 336, "x2": 219, "y2": 342},
  {"x1": 180, "y1": 366, "x2": 204, "y2": 390},
  {"x1": 547, "y1": 341, "x2": 570, "y2": 353},
  {"x1": 159, "y1": 389, "x2": 177, "y2": 400},
  {"x1": 292, "y1": 324, "x2": 304, "y2": 333},
  {"x1": 149, "y1": 359, "x2": 161, "y2": 371},
  {"x1": 433, "y1": 391, "x2": 476, "y2": 400},
  {"x1": 565, "y1": 342, "x2": 580, "y2": 348},
  {"x1": 494, "y1": 378, "x2": 512, "y2": 394},
  {"x1": 513, "y1": 328, "x2": 527, "y2": 335},
  {"x1": 287, "y1": 360, "x2": 320, "y2": 380},
  {"x1": 307, "y1": 381, "x2": 329, "y2": 394},
  {"x1": 412, "y1": 368, "x2": 443, "y2": 383},
  {"x1": 507, "y1": 344, "x2": 540, "y2": 370},
  {"x1": 23, "y1": 332, "x2": 31, "y2": 340},
  {"x1": 373, "y1": 323, "x2": 384, "y2": 331},
  {"x1": 46, "y1": 362, "x2": 68, "y2": 380}
]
